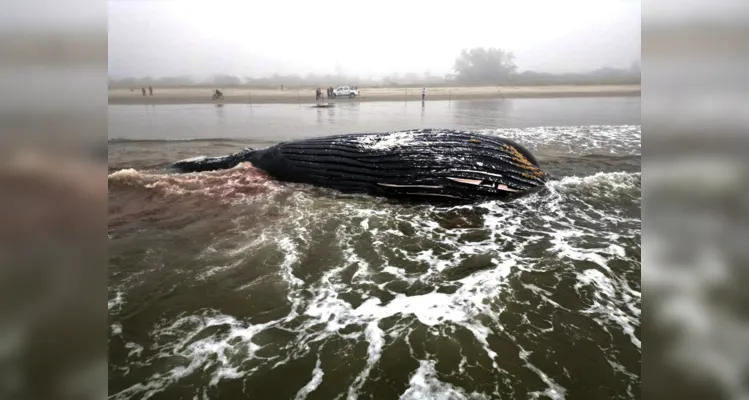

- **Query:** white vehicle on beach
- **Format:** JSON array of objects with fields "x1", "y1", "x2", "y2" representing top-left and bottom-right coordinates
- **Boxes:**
[{"x1": 331, "y1": 86, "x2": 359, "y2": 98}]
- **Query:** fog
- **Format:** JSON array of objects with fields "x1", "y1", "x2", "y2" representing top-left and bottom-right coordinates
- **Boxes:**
[{"x1": 108, "y1": 0, "x2": 641, "y2": 80}]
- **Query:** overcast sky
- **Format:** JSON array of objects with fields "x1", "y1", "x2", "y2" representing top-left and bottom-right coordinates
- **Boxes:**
[{"x1": 108, "y1": 0, "x2": 641, "y2": 79}]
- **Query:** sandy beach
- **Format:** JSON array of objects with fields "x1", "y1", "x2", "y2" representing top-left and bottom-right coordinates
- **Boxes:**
[{"x1": 109, "y1": 85, "x2": 640, "y2": 105}]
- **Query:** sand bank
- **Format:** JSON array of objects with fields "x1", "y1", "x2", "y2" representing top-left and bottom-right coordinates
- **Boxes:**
[{"x1": 109, "y1": 85, "x2": 640, "y2": 105}]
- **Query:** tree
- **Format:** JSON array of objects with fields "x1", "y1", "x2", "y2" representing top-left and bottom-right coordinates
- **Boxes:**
[{"x1": 453, "y1": 47, "x2": 517, "y2": 85}]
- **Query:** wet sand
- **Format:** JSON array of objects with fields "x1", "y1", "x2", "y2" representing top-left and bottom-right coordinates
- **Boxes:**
[{"x1": 109, "y1": 85, "x2": 641, "y2": 105}]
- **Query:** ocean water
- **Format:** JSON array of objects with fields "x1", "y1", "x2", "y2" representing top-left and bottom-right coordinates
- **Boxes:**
[{"x1": 108, "y1": 97, "x2": 641, "y2": 399}]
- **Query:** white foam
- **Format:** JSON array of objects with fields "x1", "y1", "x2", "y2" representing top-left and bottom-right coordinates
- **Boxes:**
[
  {"x1": 479, "y1": 125, "x2": 641, "y2": 156},
  {"x1": 355, "y1": 293, "x2": 467, "y2": 326},
  {"x1": 575, "y1": 269, "x2": 641, "y2": 349},
  {"x1": 355, "y1": 131, "x2": 420, "y2": 150},
  {"x1": 109, "y1": 312, "x2": 287, "y2": 399},
  {"x1": 125, "y1": 342, "x2": 143, "y2": 359},
  {"x1": 197, "y1": 264, "x2": 238, "y2": 280},
  {"x1": 107, "y1": 168, "x2": 141, "y2": 179},
  {"x1": 110, "y1": 142, "x2": 641, "y2": 399},
  {"x1": 552, "y1": 171, "x2": 641, "y2": 192},
  {"x1": 177, "y1": 156, "x2": 207, "y2": 163},
  {"x1": 278, "y1": 236, "x2": 304, "y2": 288},
  {"x1": 294, "y1": 357, "x2": 324, "y2": 400},
  {"x1": 108, "y1": 291, "x2": 125, "y2": 313},
  {"x1": 521, "y1": 349, "x2": 567, "y2": 400},
  {"x1": 400, "y1": 360, "x2": 488, "y2": 400},
  {"x1": 347, "y1": 322, "x2": 385, "y2": 399}
]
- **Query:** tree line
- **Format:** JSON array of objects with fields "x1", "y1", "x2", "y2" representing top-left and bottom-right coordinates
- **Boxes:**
[
  {"x1": 109, "y1": 47, "x2": 640, "y2": 89},
  {"x1": 451, "y1": 47, "x2": 640, "y2": 86}
]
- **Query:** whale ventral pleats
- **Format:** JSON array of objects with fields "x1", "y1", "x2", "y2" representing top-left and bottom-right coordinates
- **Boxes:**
[{"x1": 172, "y1": 129, "x2": 548, "y2": 202}]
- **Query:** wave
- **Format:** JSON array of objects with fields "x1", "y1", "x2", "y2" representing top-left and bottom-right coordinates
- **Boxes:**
[
  {"x1": 108, "y1": 124, "x2": 640, "y2": 148},
  {"x1": 109, "y1": 165, "x2": 639, "y2": 201},
  {"x1": 108, "y1": 165, "x2": 271, "y2": 194},
  {"x1": 551, "y1": 171, "x2": 641, "y2": 190},
  {"x1": 108, "y1": 137, "x2": 245, "y2": 143},
  {"x1": 109, "y1": 165, "x2": 640, "y2": 398}
]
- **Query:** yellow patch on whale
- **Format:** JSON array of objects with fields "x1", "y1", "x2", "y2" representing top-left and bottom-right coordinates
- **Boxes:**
[{"x1": 501, "y1": 143, "x2": 547, "y2": 179}]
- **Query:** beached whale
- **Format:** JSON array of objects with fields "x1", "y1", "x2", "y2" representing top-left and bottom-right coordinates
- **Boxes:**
[{"x1": 171, "y1": 129, "x2": 549, "y2": 202}]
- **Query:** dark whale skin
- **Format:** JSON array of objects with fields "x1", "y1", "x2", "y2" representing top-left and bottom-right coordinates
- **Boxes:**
[{"x1": 172, "y1": 129, "x2": 549, "y2": 202}]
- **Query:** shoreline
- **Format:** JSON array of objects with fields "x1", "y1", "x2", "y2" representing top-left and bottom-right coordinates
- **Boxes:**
[{"x1": 109, "y1": 85, "x2": 640, "y2": 105}]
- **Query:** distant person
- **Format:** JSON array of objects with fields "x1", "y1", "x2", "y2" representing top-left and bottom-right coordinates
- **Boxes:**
[
  {"x1": 281, "y1": 84, "x2": 284, "y2": 91},
  {"x1": 141, "y1": 87, "x2": 146, "y2": 96},
  {"x1": 148, "y1": 85, "x2": 153, "y2": 96},
  {"x1": 422, "y1": 87, "x2": 426, "y2": 101}
]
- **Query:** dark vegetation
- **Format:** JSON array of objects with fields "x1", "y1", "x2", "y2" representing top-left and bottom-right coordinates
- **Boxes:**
[{"x1": 109, "y1": 47, "x2": 641, "y2": 89}]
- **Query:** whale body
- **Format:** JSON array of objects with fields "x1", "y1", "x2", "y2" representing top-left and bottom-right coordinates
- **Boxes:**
[{"x1": 171, "y1": 129, "x2": 549, "y2": 202}]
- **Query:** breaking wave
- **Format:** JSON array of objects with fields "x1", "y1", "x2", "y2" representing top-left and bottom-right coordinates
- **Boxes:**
[{"x1": 109, "y1": 163, "x2": 640, "y2": 399}]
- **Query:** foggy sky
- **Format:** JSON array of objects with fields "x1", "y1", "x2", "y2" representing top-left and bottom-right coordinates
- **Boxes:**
[{"x1": 108, "y1": 0, "x2": 641, "y2": 79}]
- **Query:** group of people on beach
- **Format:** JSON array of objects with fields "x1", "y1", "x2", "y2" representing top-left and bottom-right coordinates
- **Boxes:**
[
  {"x1": 129, "y1": 85, "x2": 421, "y2": 102},
  {"x1": 316, "y1": 87, "x2": 333, "y2": 101},
  {"x1": 315, "y1": 86, "x2": 360, "y2": 101}
]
